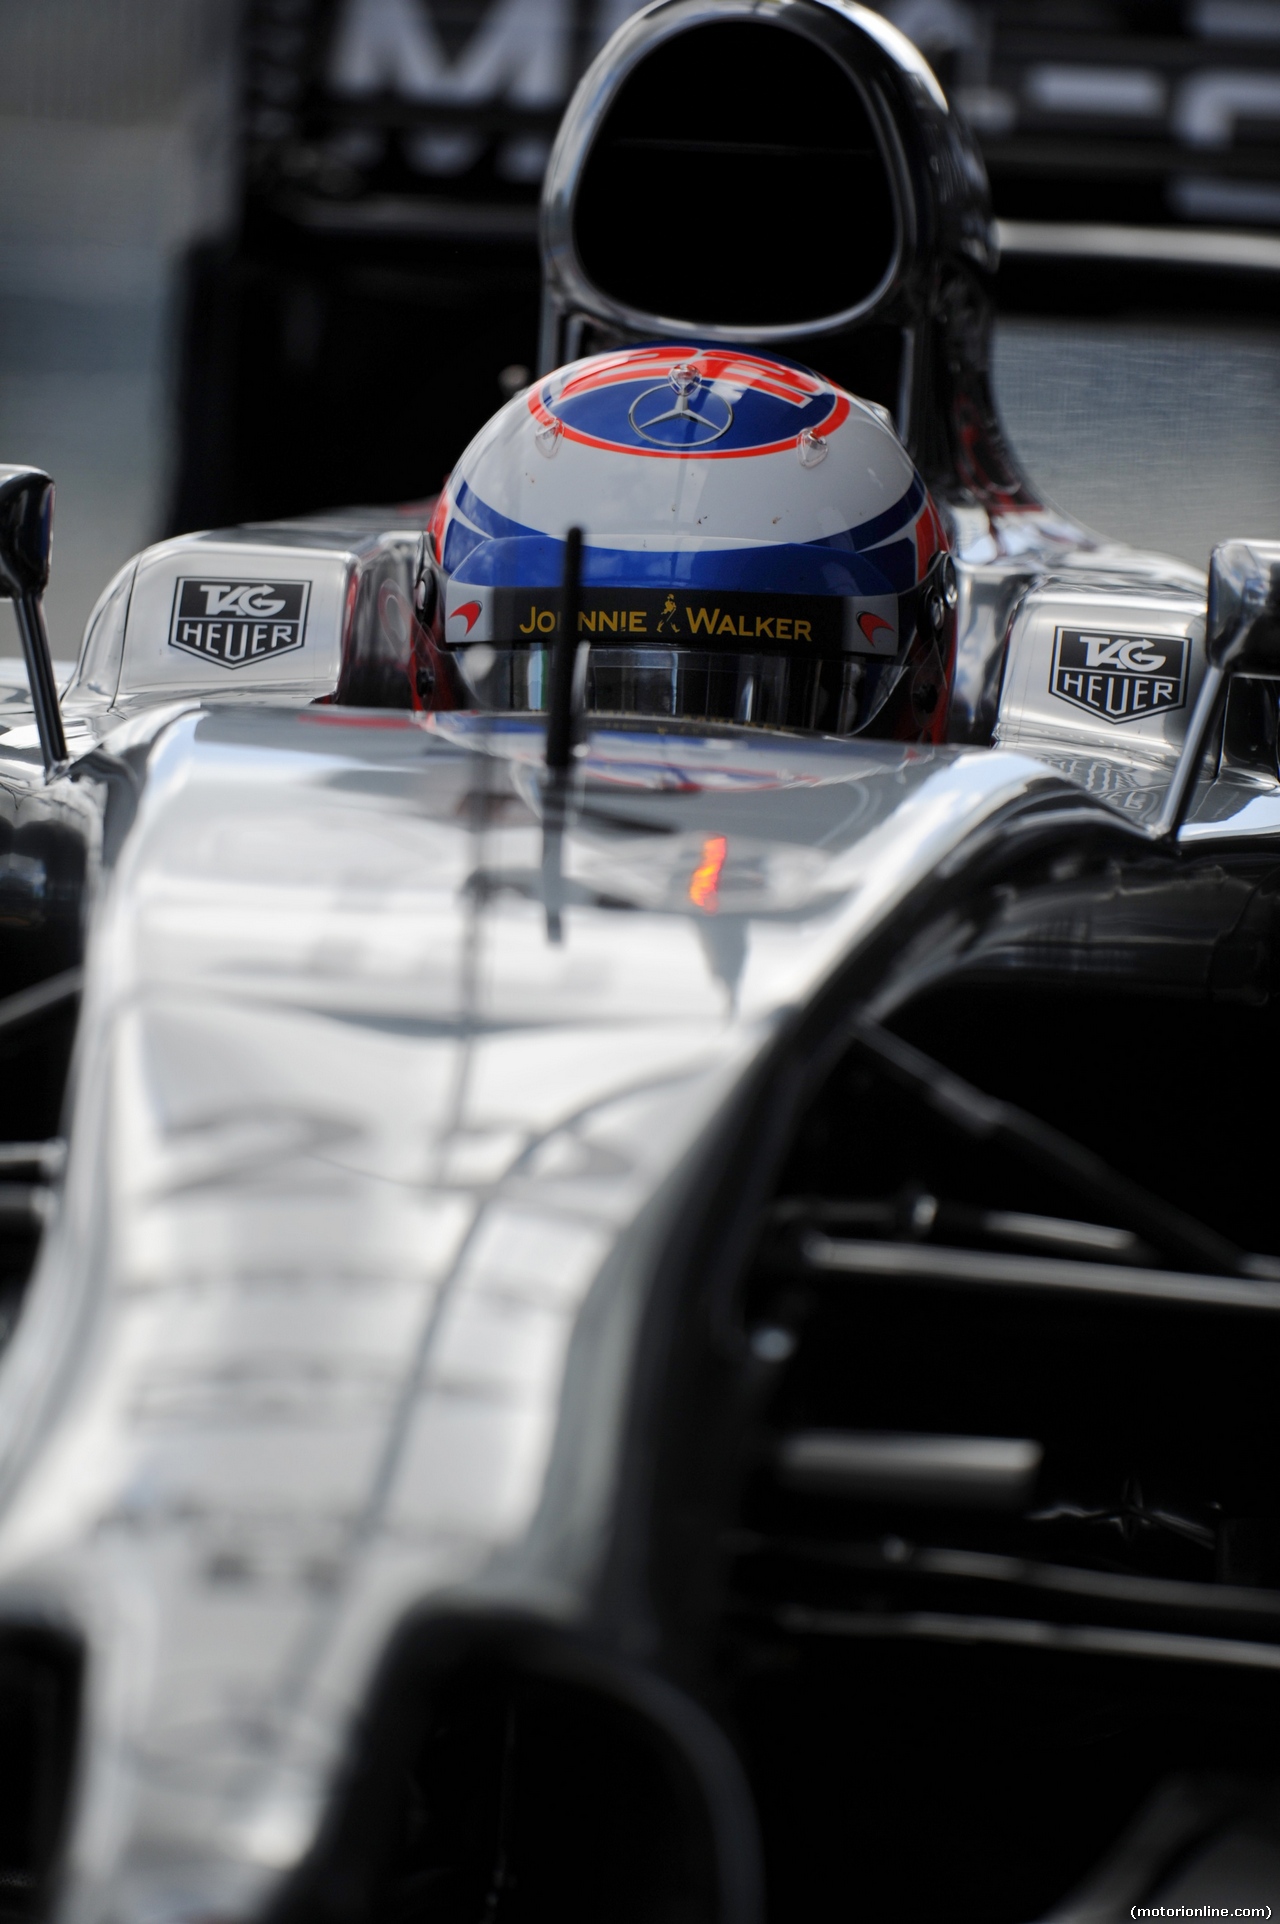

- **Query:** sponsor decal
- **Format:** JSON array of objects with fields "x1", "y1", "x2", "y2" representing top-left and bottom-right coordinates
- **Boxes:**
[
  {"x1": 629, "y1": 367, "x2": 734, "y2": 448},
  {"x1": 1049, "y1": 626, "x2": 1188, "y2": 725},
  {"x1": 328, "y1": 0, "x2": 568, "y2": 117},
  {"x1": 858, "y1": 610, "x2": 894, "y2": 646},
  {"x1": 530, "y1": 346, "x2": 850, "y2": 459},
  {"x1": 169, "y1": 579, "x2": 311, "y2": 668},
  {"x1": 454, "y1": 587, "x2": 860, "y2": 651}
]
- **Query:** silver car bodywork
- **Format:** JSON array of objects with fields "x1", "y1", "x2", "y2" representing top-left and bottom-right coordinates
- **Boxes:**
[
  {"x1": 0, "y1": 720, "x2": 1069, "y2": 1922},
  {"x1": 0, "y1": 2, "x2": 1279, "y2": 1920}
]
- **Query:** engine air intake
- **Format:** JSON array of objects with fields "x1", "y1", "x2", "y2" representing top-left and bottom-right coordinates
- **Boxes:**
[{"x1": 571, "y1": 22, "x2": 897, "y2": 330}]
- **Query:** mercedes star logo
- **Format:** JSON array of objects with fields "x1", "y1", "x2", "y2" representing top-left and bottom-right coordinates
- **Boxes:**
[{"x1": 628, "y1": 363, "x2": 734, "y2": 446}]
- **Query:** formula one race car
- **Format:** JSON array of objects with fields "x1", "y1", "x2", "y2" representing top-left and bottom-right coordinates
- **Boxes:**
[{"x1": 3, "y1": 6, "x2": 1280, "y2": 1924}]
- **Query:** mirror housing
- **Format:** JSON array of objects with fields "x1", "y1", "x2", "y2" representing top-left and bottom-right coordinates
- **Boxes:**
[
  {"x1": 1207, "y1": 540, "x2": 1280, "y2": 676},
  {"x1": 1157, "y1": 539, "x2": 1280, "y2": 840},
  {"x1": 0, "y1": 466, "x2": 54, "y2": 601},
  {"x1": 0, "y1": 465, "x2": 67, "y2": 773}
]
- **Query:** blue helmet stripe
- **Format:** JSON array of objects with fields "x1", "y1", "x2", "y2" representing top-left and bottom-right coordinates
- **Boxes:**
[
  {"x1": 454, "y1": 479, "x2": 541, "y2": 544},
  {"x1": 450, "y1": 534, "x2": 915, "y2": 596},
  {"x1": 442, "y1": 515, "x2": 487, "y2": 574},
  {"x1": 809, "y1": 472, "x2": 926, "y2": 554},
  {"x1": 451, "y1": 473, "x2": 924, "y2": 576}
]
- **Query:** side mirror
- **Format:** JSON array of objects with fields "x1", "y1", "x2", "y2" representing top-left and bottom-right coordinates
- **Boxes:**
[
  {"x1": 0, "y1": 464, "x2": 53, "y2": 600},
  {"x1": 0, "y1": 466, "x2": 67, "y2": 772},
  {"x1": 1156, "y1": 539, "x2": 1280, "y2": 839},
  {"x1": 1206, "y1": 539, "x2": 1280, "y2": 676}
]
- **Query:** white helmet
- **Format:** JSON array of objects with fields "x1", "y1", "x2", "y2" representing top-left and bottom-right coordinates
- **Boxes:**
[{"x1": 420, "y1": 342, "x2": 956, "y2": 737}]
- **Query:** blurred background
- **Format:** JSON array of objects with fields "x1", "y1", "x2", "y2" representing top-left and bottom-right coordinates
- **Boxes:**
[
  {"x1": 4, "y1": 0, "x2": 1280, "y2": 658},
  {"x1": 0, "y1": 0, "x2": 235, "y2": 658}
]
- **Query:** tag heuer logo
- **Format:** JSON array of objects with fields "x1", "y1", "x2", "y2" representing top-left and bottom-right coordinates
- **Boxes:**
[
  {"x1": 169, "y1": 579, "x2": 310, "y2": 668},
  {"x1": 1049, "y1": 627, "x2": 1188, "y2": 725}
]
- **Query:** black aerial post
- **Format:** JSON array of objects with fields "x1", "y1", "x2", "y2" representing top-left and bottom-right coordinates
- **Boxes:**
[
  {"x1": 545, "y1": 524, "x2": 584, "y2": 774},
  {"x1": 0, "y1": 467, "x2": 68, "y2": 775},
  {"x1": 541, "y1": 525, "x2": 587, "y2": 943}
]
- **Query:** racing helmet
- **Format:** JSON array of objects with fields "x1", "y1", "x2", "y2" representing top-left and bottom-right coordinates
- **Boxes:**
[{"x1": 420, "y1": 343, "x2": 956, "y2": 738}]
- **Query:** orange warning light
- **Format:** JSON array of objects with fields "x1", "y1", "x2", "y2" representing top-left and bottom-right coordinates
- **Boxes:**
[{"x1": 688, "y1": 835, "x2": 727, "y2": 912}]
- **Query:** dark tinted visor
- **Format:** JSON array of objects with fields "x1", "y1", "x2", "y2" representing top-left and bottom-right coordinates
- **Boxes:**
[
  {"x1": 451, "y1": 644, "x2": 906, "y2": 734},
  {"x1": 439, "y1": 555, "x2": 954, "y2": 734}
]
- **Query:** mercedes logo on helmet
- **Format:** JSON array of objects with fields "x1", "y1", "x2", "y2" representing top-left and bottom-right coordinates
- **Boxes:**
[{"x1": 628, "y1": 363, "x2": 734, "y2": 447}]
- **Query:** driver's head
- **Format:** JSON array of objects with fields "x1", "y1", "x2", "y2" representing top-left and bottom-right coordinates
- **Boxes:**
[{"x1": 421, "y1": 344, "x2": 955, "y2": 739}]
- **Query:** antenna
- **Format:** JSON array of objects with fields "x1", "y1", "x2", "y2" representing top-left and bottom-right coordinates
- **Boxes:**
[{"x1": 545, "y1": 525, "x2": 583, "y2": 773}]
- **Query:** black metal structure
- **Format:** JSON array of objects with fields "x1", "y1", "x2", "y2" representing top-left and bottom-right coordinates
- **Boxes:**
[
  {"x1": 0, "y1": 469, "x2": 67, "y2": 774},
  {"x1": 169, "y1": 0, "x2": 607, "y2": 530},
  {"x1": 167, "y1": 0, "x2": 1280, "y2": 531}
]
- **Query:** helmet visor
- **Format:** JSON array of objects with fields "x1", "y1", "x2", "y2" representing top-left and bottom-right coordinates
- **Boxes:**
[
  {"x1": 438, "y1": 556, "x2": 954, "y2": 736},
  {"x1": 455, "y1": 643, "x2": 903, "y2": 734}
]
